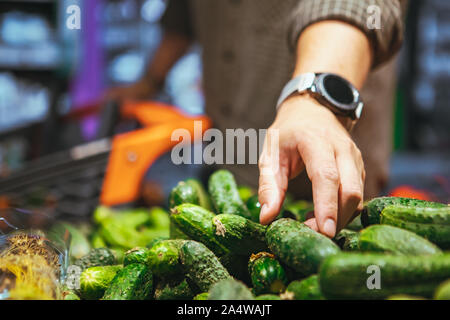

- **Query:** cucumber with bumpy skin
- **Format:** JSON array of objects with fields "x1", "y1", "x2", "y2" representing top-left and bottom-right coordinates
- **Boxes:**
[
  {"x1": 359, "y1": 224, "x2": 442, "y2": 255},
  {"x1": 103, "y1": 263, "x2": 153, "y2": 300},
  {"x1": 361, "y1": 197, "x2": 446, "y2": 227},
  {"x1": 147, "y1": 240, "x2": 185, "y2": 276},
  {"x1": 246, "y1": 195, "x2": 261, "y2": 223},
  {"x1": 208, "y1": 170, "x2": 251, "y2": 219},
  {"x1": 180, "y1": 240, "x2": 231, "y2": 292},
  {"x1": 208, "y1": 278, "x2": 254, "y2": 300},
  {"x1": 186, "y1": 178, "x2": 213, "y2": 211},
  {"x1": 193, "y1": 292, "x2": 209, "y2": 300},
  {"x1": 154, "y1": 277, "x2": 194, "y2": 300},
  {"x1": 334, "y1": 229, "x2": 360, "y2": 251},
  {"x1": 79, "y1": 265, "x2": 121, "y2": 300},
  {"x1": 169, "y1": 181, "x2": 200, "y2": 209},
  {"x1": 285, "y1": 275, "x2": 324, "y2": 300},
  {"x1": 319, "y1": 252, "x2": 450, "y2": 299},
  {"x1": 255, "y1": 294, "x2": 281, "y2": 300},
  {"x1": 380, "y1": 205, "x2": 450, "y2": 249},
  {"x1": 248, "y1": 252, "x2": 288, "y2": 295},
  {"x1": 123, "y1": 247, "x2": 150, "y2": 266},
  {"x1": 266, "y1": 218, "x2": 340, "y2": 276},
  {"x1": 74, "y1": 248, "x2": 116, "y2": 271},
  {"x1": 434, "y1": 279, "x2": 450, "y2": 300}
]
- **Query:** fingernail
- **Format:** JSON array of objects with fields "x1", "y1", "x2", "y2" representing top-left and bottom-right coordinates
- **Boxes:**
[{"x1": 323, "y1": 219, "x2": 336, "y2": 237}]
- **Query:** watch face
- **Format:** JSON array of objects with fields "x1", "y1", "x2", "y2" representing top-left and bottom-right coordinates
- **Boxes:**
[{"x1": 322, "y1": 74, "x2": 355, "y2": 105}]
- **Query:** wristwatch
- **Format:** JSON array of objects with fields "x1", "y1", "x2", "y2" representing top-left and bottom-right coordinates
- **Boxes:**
[{"x1": 276, "y1": 73, "x2": 364, "y2": 131}]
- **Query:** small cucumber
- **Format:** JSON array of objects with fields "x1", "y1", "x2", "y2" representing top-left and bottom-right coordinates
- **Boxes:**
[
  {"x1": 319, "y1": 252, "x2": 450, "y2": 299},
  {"x1": 380, "y1": 205, "x2": 450, "y2": 249},
  {"x1": 208, "y1": 170, "x2": 251, "y2": 219},
  {"x1": 387, "y1": 294, "x2": 426, "y2": 300},
  {"x1": 169, "y1": 181, "x2": 200, "y2": 209},
  {"x1": 193, "y1": 292, "x2": 209, "y2": 300},
  {"x1": 103, "y1": 263, "x2": 153, "y2": 300},
  {"x1": 74, "y1": 248, "x2": 116, "y2": 271},
  {"x1": 147, "y1": 239, "x2": 185, "y2": 276},
  {"x1": 346, "y1": 214, "x2": 364, "y2": 231},
  {"x1": 79, "y1": 265, "x2": 122, "y2": 300},
  {"x1": 208, "y1": 278, "x2": 254, "y2": 300},
  {"x1": 154, "y1": 277, "x2": 195, "y2": 300},
  {"x1": 283, "y1": 201, "x2": 314, "y2": 222},
  {"x1": 255, "y1": 294, "x2": 281, "y2": 300},
  {"x1": 246, "y1": 195, "x2": 261, "y2": 223},
  {"x1": 123, "y1": 247, "x2": 150, "y2": 266},
  {"x1": 186, "y1": 178, "x2": 213, "y2": 211},
  {"x1": 266, "y1": 218, "x2": 340, "y2": 276},
  {"x1": 334, "y1": 229, "x2": 360, "y2": 251},
  {"x1": 361, "y1": 197, "x2": 446, "y2": 226},
  {"x1": 285, "y1": 275, "x2": 324, "y2": 300},
  {"x1": 238, "y1": 185, "x2": 255, "y2": 203},
  {"x1": 434, "y1": 279, "x2": 450, "y2": 300},
  {"x1": 248, "y1": 252, "x2": 288, "y2": 295},
  {"x1": 359, "y1": 224, "x2": 442, "y2": 255},
  {"x1": 180, "y1": 240, "x2": 231, "y2": 292}
]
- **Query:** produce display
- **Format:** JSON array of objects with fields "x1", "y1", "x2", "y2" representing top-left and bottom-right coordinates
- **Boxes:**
[{"x1": 1, "y1": 169, "x2": 449, "y2": 300}]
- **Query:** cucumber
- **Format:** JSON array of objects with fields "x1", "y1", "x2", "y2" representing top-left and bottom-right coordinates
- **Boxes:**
[
  {"x1": 146, "y1": 236, "x2": 169, "y2": 249},
  {"x1": 334, "y1": 229, "x2": 360, "y2": 251},
  {"x1": 208, "y1": 170, "x2": 251, "y2": 219},
  {"x1": 79, "y1": 265, "x2": 122, "y2": 300},
  {"x1": 246, "y1": 195, "x2": 261, "y2": 223},
  {"x1": 208, "y1": 278, "x2": 254, "y2": 300},
  {"x1": 170, "y1": 220, "x2": 189, "y2": 240},
  {"x1": 434, "y1": 279, "x2": 450, "y2": 300},
  {"x1": 346, "y1": 214, "x2": 364, "y2": 231},
  {"x1": 123, "y1": 247, "x2": 150, "y2": 266},
  {"x1": 49, "y1": 222, "x2": 91, "y2": 260},
  {"x1": 361, "y1": 197, "x2": 446, "y2": 226},
  {"x1": 283, "y1": 201, "x2": 314, "y2": 222},
  {"x1": 91, "y1": 231, "x2": 107, "y2": 248},
  {"x1": 64, "y1": 292, "x2": 81, "y2": 300},
  {"x1": 380, "y1": 205, "x2": 450, "y2": 249},
  {"x1": 285, "y1": 275, "x2": 324, "y2": 300},
  {"x1": 319, "y1": 252, "x2": 450, "y2": 299},
  {"x1": 154, "y1": 277, "x2": 194, "y2": 300},
  {"x1": 255, "y1": 294, "x2": 281, "y2": 300},
  {"x1": 387, "y1": 294, "x2": 426, "y2": 300},
  {"x1": 180, "y1": 240, "x2": 231, "y2": 292},
  {"x1": 193, "y1": 292, "x2": 209, "y2": 300},
  {"x1": 248, "y1": 252, "x2": 288, "y2": 295},
  {"x1": 169, "y1": 181, "x2": 200, "y2": 209},
  {"x1": 74, "y1": 248, "x2": 116, "y2": 271},
  {"x1": 147, "y1": 240, "x2": 185, "y2": 276},
  {"x1": 171, "y1": 204, "x2": 229, "y2": 255},
  {"x1": 212, "y1": 214, "x2": 267, "y2": 255},
  {"x1": 186, "y1": 178, "x2": 213, "y2": 211},
  {"x1": 103, "y1": 263, "x2": 153, "y2": 300},
  {"x1": 266, "y1": 218, "x2": 340, "y2": 276},
  {"x1": 359, "y1": 224, "x2": 442, "y2": 255},
  {"x1": 238, "y1": 185, "x2": 255, "y2": 203}
]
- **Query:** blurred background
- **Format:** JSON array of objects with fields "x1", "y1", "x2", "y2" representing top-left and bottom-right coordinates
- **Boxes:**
[{"x1": 0, "y1": 0, "x2": 448, "y2": 224}]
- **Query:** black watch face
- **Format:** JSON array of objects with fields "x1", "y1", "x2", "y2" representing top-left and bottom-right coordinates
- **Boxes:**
[{"x1": 321, "y1": 74, "x2": 356, "y2": 109}]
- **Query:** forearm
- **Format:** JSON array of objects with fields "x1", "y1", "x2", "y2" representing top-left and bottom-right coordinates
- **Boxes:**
[{"x1": 293, "y1": 20, "x2": 373, "y2": 90}]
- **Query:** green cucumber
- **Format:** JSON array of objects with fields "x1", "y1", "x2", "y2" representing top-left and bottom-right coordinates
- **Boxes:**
[
  {"x1": 346, "y1": 214, "x2": 364, "y2": 231},
  {"x1": 49, "y1": 222, "x2": 91, "y2": 260},
  {"x1": 79, "y1": 265, "x2": 122, "y2": 300},
  {"x1": 387, "y1": 295, "x2": 426, "y2": 300},
  {"x1": 91, "y1": 231, "x2": 107, "y2": 248},
  {"x1": 285, "y1": 275, "x2": 324, "y2": 300},
  {"x1": 103, "y1": 263, "x2": 153, "y2": 300},
  {"x1": 248, "y1": 252, "x2": 288, "y2": 295},
  {"x1": 434, "y1": 279, "x2": 450, "y2": 300},
  {"x1": 361, "y1": 197, "x2": 446, "y2": 226},
  {"x1": 283, "y1": 201, "x2": 314, "y2": 222},
  {"x1": 193, "y1": 292, "x2": 209, "y2": 300},
  {"x1": 171, "y1": 204, "x2": 229, "y2": 255},
  {"x1": 74, "y1": 248, "x2": 116, "y2": 271},
  {"x1": 319, "y1": 252, "x2": 450, "y2": 299},
  {"x1": 147, "y1": 239, "x2": 185, "y2": 276},
  {"x1": 266, "y1": 218, "x2": 340, "y2": 276},
  {"x1": 154, "y1": 277, "x2": 194, "y2": 300},
  {"x1": 255, "y1": 294, "x2": 281, "y2": 300},
  {"x1": 123, "y1": 247, "x2": 150, "y2": 266},
  {"x1": 186, "y1": 178, "x2": 213, "y2": 211},
  {"x1": 208, "y1": 170, "x2": 251, "y2": 219},
  {"x1": 334, "y1": 229, "x2": 360, "y2": 251},
  {"x1": 238, "y1": 185, "x2": 255, "y2": 203},
  {"x1": 180, "y1": 240, "x2": 231, "y2": 292},
  {"x1": 246, "y1": 195, "x2": 261, "y2": 223},
  {"x1": 208, "y1": 278, "x2": 254, "y2": 300},
  {"x1": 380, "y1": 205, "x2": 450, "y2": 249},
  {"x1": 169, "y1": 181, "x2": 200, "y2": 209},
  {"x1": 359, "y1": 224, "x2": 442, "y2": 255}
]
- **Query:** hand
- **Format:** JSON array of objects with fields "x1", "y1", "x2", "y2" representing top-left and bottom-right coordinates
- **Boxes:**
[
  {"x1": 103, "y1": 79, "x2": 157, "y2": 103},
  {"x1": 258, "y1": 94, "x2": 365, "y2": 238}
]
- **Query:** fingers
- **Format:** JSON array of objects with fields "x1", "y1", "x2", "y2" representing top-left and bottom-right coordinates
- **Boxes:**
[
  {"x1": 298, "y1": 139, "x2": 339, "y2": 238},
  {"x1": 335, "y1": 143, "x2": 364, "y2": 231}
]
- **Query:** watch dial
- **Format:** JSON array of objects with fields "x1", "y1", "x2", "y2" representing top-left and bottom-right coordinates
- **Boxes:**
[{"x1": 323, "y1": 74, "x2": 354, "y2": 105}]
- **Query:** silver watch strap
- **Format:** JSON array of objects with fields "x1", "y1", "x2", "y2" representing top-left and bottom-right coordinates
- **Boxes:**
[{"x1": 276, "y1": 73, "x2": 316, "y2": 110}]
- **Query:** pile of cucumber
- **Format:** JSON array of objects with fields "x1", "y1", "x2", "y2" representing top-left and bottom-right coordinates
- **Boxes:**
[{"x1": 63, "y1": 169, "x2": 450, "y2": 300}]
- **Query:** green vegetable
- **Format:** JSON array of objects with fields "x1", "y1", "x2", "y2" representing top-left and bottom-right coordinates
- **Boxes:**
[
  {"x1": 380, "y1": 205, "x2": 450, "y2": 249},
  {"x1": 283, "y1": 201, "x2": 314, "y2": 222},
  {"x1": 238, "y1": 185, "x2": 255, "y2": 203},
  {"x1": 208, "y1": 170, "x2": 251, "y2": 219},
  {"x1": 434, "y1": 279, "x2": 450, "y2": 300},
  {"x1": 79, "y1": 265, "x2": 121, "y2": 300},
  {"x1": 386, "y1": 295, "x2": 426, "y2": 300},
  {"x1": 180, "y1": 241, "x2": 231, "y2": 292},
  {"x1": 361, "y1": 197, "x2": 446, "y2": 227},
  {"x1": 154, "y1": 277, "x2": 194, "y2": 300},
  {"x1": 246, "y1": 195, "x2": 261, "y2": 223},
  {"x1": 91, "y1": 232, "x2": 107, "y2": 248},
  {"x1": 346, "y1": 214, "x2": 364, "y2": 231},
  {"x1": 74, "y1": 248, "x2": 116, "y2": 271},
  {"x1": 186, "y1": 178, "x2": 213, "y2": 211},
  {"x1": 169, "y1": 181, "x2": 200, "y2": 209},
  {"x1": 266, "y1": 218, "x2": 340, "y2": 276},
  {"x1": 147, "y1": 240, "x2": 185, "y2": 276},
  {"x1": 110, "y1": 248, "x2": 125, "y2": 264},
  {"x1": 193, "y1": 292, "x2": 209, "y2": 300},
  {"x1": 319, "y1": 252, "x2": 450, "y2": 299},
  {"x1": 103, "y1": 263, "x2": 153, "y2": 300},
  {"x1": 248, "y1": 252, "x2": 288, "y2": 295},
  {"x1": 285, "y1": 275, "x2": 324, "y2": 300},
  {"x1": 255, "y1": 294, "x2": 281, "y2": 300},
  {"x1": 49, "y1": 222, "x2": 91, "y2": 261},
  {"x1": 123, "y1": 247, "x2": 150, "y2": 266},
  {"x1": 208, "y1": 278, "x2": 254, "y2": 300},
  {"x1": 359, "y1": 224, "x2": 442, "y2": 255},
  {"x1": 334, "y1": 229, "x2": 360, "y2": 251},
  {"x1": 170, "y1": 204, "x2": 229, "y2": 255},
  {"x1": 146, "y1": 236, "x2": 169, "y2": 249}
]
